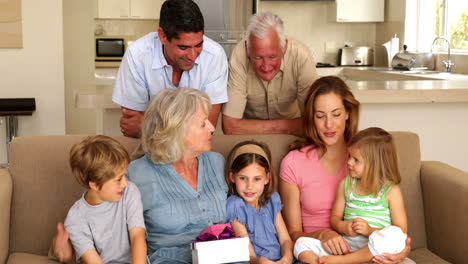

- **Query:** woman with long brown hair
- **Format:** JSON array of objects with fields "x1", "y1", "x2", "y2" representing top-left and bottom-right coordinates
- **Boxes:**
[{"x1": 279, "y1": 76, "x2": 411, "y2": 264}]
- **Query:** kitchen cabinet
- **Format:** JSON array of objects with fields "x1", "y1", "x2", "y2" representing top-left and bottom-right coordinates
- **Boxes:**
[
  {"x1": 96, "y1": 0, "x2": 162, "y2": 19},
  {"x1": 332, "y1": 0, "x2": 384, "y2": 22}
]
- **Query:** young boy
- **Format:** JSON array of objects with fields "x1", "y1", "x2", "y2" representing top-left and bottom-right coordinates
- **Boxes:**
[{"x1": 65, "y1": 135, "x2": 147, "y2": 264}]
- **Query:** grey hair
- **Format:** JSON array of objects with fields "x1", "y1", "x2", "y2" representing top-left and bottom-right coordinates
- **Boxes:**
[
  {"x1": 246, "y1": 12, "x2": 286, "y2": 51},
  {"x1": 141, "y1": 88, "x2": 211, "y2": 164}
]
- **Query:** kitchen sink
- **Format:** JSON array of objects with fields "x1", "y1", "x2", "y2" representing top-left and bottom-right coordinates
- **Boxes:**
[{"x1": 362, "y1": 68, "x2": 443, "y2": 75}]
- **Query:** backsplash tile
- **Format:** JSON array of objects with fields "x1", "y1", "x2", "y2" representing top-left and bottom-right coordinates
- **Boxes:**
[{"x1": 94, "y1": 19, "x2": 158, "y2": 39}]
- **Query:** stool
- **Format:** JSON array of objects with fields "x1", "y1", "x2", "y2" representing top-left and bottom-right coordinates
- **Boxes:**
[{"x1": 0, "y1": 98, "x2": 36, "y2": 168}]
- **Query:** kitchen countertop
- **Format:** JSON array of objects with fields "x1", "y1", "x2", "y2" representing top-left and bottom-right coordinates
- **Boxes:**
[
  {"x1": 76, "y1": 67, "x2": 468, "y2": 109},
  {"x1": 323, "y1": 67, "x2": 468, "y2": 103}
]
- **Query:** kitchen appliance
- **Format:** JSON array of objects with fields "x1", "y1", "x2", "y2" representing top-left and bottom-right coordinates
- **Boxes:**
[
  {"x1": 193, "y1": 0, "x2": 256, "y2": 57},
  {"x1": 391, "y1": 45, "x2": 435, "y2": 70},
  {"x1": 95, "y1": 36, "x2": 129, "y2": 67},
  {"x1": 339, "y1": 46, "x2": 374, "y2": 66},
  {"x1": 316, "y1": 62, "x2": 336, "y2": 68}
]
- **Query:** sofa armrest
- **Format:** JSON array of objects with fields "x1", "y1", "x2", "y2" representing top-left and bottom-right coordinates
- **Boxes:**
[
  {"x1": 421, "y1": 161, "x2": 468, "y2": 264},
  {"x1": 0, "y1": 168, "x2": 12, "y2": 264}
]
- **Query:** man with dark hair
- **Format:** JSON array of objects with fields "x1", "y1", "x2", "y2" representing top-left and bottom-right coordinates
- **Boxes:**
[{"x1": 113, "y1": 0, "x2": 228, "y2": 138}]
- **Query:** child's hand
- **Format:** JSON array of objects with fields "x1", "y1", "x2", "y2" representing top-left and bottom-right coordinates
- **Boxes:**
[
  {"x1": 276, "y1": 255, "x2": 293, "y2": 264},
  {"x1": 341, "y1": 220, "x2": 358, "y2": 237},
  {"x1": 352, "y1": 218, "x2": 372, "y2": 236}
]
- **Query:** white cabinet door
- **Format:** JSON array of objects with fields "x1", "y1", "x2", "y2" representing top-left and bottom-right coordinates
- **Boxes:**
[
  {"x1": 335, "y1": 0, "x2": 384, "y2": 22},
  {"x1": 97, "y1": 0, "x2": 130, "y2": 19},
  {"x1": 130, "y1": 0, "x2": 162, "y2": 19}
]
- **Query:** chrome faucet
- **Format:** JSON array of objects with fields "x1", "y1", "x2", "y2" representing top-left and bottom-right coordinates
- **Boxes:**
[{"x1": 431, "y1": 37, "x2": 454, "y2": 72}]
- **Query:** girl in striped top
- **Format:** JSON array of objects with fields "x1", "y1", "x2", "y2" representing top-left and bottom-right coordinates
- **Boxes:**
[{"x1": 294, "y1": 127, "x2": 408, "y2": 264}]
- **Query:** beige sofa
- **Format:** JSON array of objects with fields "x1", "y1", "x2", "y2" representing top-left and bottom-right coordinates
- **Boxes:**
[{"x1": 1, "y1": 132, "x2": 467, "y2": 264}]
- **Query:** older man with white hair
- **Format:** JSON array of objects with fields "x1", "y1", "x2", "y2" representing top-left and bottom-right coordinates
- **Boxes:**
[{"x1": 222, "y1": 12, "x2": 318, "y2": 135}]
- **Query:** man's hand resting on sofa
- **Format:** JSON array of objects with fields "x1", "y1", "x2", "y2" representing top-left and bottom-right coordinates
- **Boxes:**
[{"x1": 53, "y1": 222, "x2": 74, "y2": 263}]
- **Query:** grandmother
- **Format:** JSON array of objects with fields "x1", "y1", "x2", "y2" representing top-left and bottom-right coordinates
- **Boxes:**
[
  {"x1": 53, "y1": 88, "x2": 227, "y2": 264},
  {"x1": 128, "y1": 88, "x2": 227, "y2": 263}
]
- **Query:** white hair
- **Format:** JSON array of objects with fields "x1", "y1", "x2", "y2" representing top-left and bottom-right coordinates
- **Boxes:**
[
  {"x1": 245, "y1": 12, "x2": 286, "y2": 51},
  {"x1": 141, "y1": 88, "x2": 211, "y2": 164}
]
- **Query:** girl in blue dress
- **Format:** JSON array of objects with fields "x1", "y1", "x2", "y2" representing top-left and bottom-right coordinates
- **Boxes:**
[{"x1": 225, "y1": 140, "x2": 294, "y2": 264}]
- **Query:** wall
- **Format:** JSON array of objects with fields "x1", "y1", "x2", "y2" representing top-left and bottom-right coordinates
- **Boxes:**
[
  {"x1": 94, "y1": 19, "x2": 158, "y2": 40},
  {"x1": 258, "y1": 1, "x2": 377, "y2": 64},
  {"x1": 63, "y1": 0, "x2": 97, "y2": 134},
  {"x1": 435, "y1": 53, "x2": 468, "y2": 74},
  {"x1": 360, "y1": 103, "x2": 468, "y2": 172},
  {"x1": 0, "y1": 0, "x2": 65, "y2": 165}
]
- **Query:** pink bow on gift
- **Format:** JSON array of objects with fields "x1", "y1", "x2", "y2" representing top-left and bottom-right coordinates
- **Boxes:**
[{"x1": 196, "y1": 223, "x2": 236, "y2": 242}]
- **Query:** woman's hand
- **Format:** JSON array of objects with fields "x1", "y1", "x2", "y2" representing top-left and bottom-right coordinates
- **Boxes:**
[
  {"x1": 320, "y1": 229, "x2": 352, "y2": 255},
  {"x1": 352, "y1": 218, "x2": 372, "y2": 237},
  {"x1": 372, "y1": 237, "x2": 412, "y2": 264}
]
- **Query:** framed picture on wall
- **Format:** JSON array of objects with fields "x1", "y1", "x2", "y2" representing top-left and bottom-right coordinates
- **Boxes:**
[{"x1": 0, "y1": 0, "x2": 23, "y2": 48}]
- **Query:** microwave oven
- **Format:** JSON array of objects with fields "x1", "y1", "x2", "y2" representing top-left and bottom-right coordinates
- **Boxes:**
[{"x1": 95, "y1": 36, "x2": 128, "y2": 67}]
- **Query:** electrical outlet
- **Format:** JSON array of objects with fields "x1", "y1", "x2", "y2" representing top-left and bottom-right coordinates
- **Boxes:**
[{"x1": 325, "y1": 41, "x2": 337, "y2": 53}]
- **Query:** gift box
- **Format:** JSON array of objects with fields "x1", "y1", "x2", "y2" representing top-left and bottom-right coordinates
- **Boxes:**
[
  {"x1": 192, "y1": 224, "x2": 249, "y2": 264},
  {"x1": 191, "y1": 236, "x2": 249, "y2": 264}
]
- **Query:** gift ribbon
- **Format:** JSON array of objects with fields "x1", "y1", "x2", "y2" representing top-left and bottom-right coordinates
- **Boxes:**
[{"x1": 195, "y1": 226, "x2": 236, "y2": 242}]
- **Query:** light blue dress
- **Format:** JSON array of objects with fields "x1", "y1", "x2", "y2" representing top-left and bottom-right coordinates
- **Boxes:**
[
  {"x1": 226, "y1": 192, "x2": 283, "y2": 261},
  {"x1": 128, "y1": 152, "x2": 228, "y2": 264}
]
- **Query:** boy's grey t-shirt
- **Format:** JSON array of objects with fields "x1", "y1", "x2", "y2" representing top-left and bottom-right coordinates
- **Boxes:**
[{"x1": 64, "y1": 181, "x2": 145, "y2": 264}]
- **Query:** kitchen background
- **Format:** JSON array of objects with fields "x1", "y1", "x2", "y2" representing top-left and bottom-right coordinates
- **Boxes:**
[{"x1": 1, "y1": 0, "x2": 468, "y2": 171}]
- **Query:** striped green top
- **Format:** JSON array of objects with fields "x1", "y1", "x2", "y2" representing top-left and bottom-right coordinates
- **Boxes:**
[{"x1": 343, "y1": 177, "x2": 393, "y2": 228}]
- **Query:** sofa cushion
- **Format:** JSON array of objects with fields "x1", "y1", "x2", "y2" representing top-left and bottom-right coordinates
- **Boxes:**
[
  {"x1": 409, "y1": 248, "x2": 451, "y2": 263},
  {"x1": 7, "y1": 253, "x2": 58, "y2": 264},
  {"x1": 391, "y1": 132, "x2": 427, "y2": 250}
]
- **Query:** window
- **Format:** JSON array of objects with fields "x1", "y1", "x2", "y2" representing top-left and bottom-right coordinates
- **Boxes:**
[
  {"x1": 412, "y1": 0, "x2": 468, "y2": 53},
  {"x1": 435, "y1": 0, "x2": 468, "y2": 50}
]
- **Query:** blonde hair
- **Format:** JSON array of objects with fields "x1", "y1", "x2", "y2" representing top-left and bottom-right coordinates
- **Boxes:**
[
  {"x1": 290, "y1": 76, "x2": 360, "y2": 157},
  {"x1": 349, "y1": 127, "x2": 401, "y2": 196},
  {"x1": 226, "y1": 140, "x2": 275, "y2": 207},
  {"x1": 141, "y1": 88, "x2": 211, "y2": 164},
  {"x1": 69, "y1": 135, "x2": 130, "y2": 189},
  {"x1": 246, "y1": 12, "x2": 286, "y2": 51}
]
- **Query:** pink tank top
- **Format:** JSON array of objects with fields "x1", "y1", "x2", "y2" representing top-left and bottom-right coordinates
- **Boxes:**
[{"x1": 280, "y1": 146, "x2": 346, "y2": 233}]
